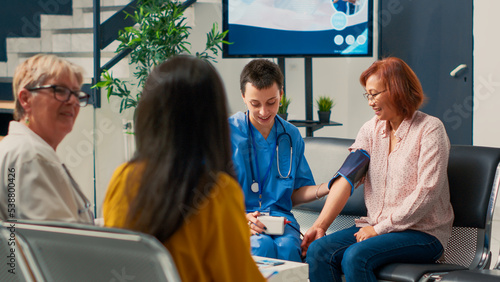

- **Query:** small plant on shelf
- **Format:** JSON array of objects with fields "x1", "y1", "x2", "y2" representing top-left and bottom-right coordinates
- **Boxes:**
[
  {"x1": 316, "y1": 96, "x2": 335, "y2": 123},
  {"x1": 316, "y1": 96, "x2": 335, "y2": 112},
  {"x1": 278, "y1": 95, "x2": 291, "y2": 120}
]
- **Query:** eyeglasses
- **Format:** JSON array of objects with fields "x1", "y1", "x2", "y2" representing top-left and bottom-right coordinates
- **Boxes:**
[
  {"x1": 362, "y1": 89, "x2": 387, "y2": 102},
  {"x1": 27, "y1": 85, "x2": 91, "y2": 107}
]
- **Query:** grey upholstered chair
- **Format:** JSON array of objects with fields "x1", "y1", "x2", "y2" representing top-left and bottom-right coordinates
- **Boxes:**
[
  {"x1": 0, "y1": 223, "x2": 34, "y2": 282},
  {"x1": 1, "y1": 220, "x2": 181, "y2": 282}
]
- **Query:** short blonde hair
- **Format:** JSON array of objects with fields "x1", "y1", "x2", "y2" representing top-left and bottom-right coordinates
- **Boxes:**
[{"x1": 12, "y1": 54, "x2": 84, "y2": 121}]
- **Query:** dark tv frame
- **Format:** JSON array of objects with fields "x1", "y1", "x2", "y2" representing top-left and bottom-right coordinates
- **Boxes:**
[{"x1": 222, "y1": 0, "x2": 374, "y2": 58}]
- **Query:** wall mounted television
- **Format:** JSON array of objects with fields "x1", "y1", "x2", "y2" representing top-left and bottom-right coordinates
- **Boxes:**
[{"x1": 222, "y1": 0, "x2": 373, "y2": 58}]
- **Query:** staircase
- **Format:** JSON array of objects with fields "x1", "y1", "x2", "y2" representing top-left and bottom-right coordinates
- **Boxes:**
[{"x1": 1, "y1": 0, "x2": 132, "y2": 82}]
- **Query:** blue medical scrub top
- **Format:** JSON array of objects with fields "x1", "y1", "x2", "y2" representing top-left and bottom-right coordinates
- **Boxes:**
[{"x1": 229, "y1": 112, "x2": 315, "y2": 226}]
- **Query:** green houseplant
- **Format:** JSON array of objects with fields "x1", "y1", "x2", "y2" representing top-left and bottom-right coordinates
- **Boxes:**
[
  {"x1": 316, "y1": 96, "x2": 335, "y2": 123},
  {"x1": 95, "y1": 0, "x2": 229, "y2": 113},
  {"x1": 277, "y1": 94, "x2": 291, "y2": 120}
]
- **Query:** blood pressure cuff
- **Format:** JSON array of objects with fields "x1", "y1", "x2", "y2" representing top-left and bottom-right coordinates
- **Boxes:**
[{"x1": 328, "y1": 149, "x2": 370, "y2": 196}]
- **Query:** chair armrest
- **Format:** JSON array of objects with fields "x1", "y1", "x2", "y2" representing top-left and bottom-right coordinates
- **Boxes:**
[
  {"x1": 438, "y1": 269, "x2": 500, "y2": 282},
  {"x1": 375, "y1": 263, "x2": 467, "y2": 282}
]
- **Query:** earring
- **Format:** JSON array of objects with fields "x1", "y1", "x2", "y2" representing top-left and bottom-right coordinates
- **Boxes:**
[
  {"x1": 25, "y1": 117, "x2": 29, "y2": 125},
  {"x1": 279, "y1": 102, "x2": 283, "y2": 107}
]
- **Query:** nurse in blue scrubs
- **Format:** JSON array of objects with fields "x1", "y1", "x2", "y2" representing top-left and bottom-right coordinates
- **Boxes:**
[{"x1": 229, "y1": 59, "x2": 330, "y2": 262}]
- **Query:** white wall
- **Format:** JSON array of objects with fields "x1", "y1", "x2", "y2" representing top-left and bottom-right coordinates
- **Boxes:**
[
  {"x1": 474, "y1": 0, "x2": 500, "y2": 267},
  {"x1": 473, "y1": 0, "x2": 500, "y2": 148}
]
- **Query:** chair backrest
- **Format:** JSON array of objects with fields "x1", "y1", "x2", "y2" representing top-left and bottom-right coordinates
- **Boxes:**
[
  {"x1": 439, "y1": 145, "x2": 500, "y2": 269},
  {"x1": 2, "y1": 220, "x2": 182, "y2": 282},
  {"x1": 292, "y1": 137, "x2": 366, "y2": 235},
  {"x1": 0, "y1": 224, "x2": 33, "y2": 282}
]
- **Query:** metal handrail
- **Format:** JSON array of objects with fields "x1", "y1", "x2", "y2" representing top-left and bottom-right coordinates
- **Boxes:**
[{"x1": 93, "y1": 0, "x2": 196, "y2": 108}]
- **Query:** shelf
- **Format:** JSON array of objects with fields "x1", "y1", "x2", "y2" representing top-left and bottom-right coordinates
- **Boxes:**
[{"x1": 289, "y1": 120, "x2": 343, "y2": 133}]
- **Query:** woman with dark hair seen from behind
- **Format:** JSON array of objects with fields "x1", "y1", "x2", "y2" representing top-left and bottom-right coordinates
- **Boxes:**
[
  {"x1": 301, "y1": 57, "x2": 454, "y2": 281},
  {"x1": 103, "y1": 55, "x2": 265, "y2": 281}
]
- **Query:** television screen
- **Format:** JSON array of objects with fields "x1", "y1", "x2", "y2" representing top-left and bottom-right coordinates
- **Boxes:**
[{"x1": 223, "y1": 0, "x2": 373, "y2": 58}]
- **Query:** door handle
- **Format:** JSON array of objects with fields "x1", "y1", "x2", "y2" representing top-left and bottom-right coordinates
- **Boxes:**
[{"x1": 450, "y1": 64, "x2": 467, "y2": 77}]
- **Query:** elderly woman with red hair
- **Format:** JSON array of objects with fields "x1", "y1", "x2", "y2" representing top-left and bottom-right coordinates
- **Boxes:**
[{"x1": 302, "y1": 57, "x2": 454, "y2": 282}]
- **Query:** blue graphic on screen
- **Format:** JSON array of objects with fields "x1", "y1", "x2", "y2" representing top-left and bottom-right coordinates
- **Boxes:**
[{"x1": 224, "y1": 0, "x2": 372, "y2": 57}]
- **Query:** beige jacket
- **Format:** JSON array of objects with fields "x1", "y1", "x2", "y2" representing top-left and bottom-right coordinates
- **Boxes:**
[{"x1": 0, "y1": 121, "x2": 93, "y2": 224}]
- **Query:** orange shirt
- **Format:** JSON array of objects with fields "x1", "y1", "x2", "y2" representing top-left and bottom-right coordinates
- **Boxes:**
[{"x1": 103, "y1": 163, "x2": 265, "y2": 282}]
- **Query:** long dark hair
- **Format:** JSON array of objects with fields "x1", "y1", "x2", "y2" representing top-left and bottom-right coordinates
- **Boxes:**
[{"x1": 125, "y1": 55, "x2": 234, "y2": 242}]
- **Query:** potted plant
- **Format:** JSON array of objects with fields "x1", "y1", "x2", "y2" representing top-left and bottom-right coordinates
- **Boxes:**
[
  {"x1": 94, "y1": 0, "x2": 230, "y2": 113},
  {"x1": 316, "y1": 96, "x2": 335, "y2": 123},
  {"x1": 278, "y1": 95, "x2": 291, "y2": 120}
]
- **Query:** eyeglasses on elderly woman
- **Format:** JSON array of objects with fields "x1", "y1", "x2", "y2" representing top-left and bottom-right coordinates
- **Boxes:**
[{"x1": 27, "y1": 85, "x2": 91, "y2": 107}]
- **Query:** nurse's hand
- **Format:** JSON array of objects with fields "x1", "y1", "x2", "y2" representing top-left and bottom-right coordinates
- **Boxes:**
[
  {"x1": 301, "y1": 226, "x2": 326, "y2": 257},
  {"x1": 246, "y1": 211, "x2": 266, "y2": 235}
]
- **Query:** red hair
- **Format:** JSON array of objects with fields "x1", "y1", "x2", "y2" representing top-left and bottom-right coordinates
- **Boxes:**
[{"x1": 360, "y1": 57, "x2": 425, "y2": 119}]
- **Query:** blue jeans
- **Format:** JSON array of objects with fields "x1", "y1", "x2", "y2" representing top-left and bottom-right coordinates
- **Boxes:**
[
  {"x1": 306, "y1": 226, "x2": 444, "y2": 282},
  {"x1": 251, "y1": 224, "x2": 302, "y2": 262}
]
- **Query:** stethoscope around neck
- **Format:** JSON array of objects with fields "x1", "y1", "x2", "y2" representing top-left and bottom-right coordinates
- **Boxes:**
[{"x1": 246, "y1": 111, "x2": 293, "y2": 201}]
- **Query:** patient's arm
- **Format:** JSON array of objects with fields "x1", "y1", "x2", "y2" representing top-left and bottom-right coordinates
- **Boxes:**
[
  {"x1": 293, "y1": 149, "x2": 369, "y2": 206},
  {"x1": 300, "y1": 177, "x2": 351, "y2": 256}
]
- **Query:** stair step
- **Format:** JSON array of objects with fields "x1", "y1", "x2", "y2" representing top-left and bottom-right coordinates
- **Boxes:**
[
  {"x1": 6, "y1": 37, "x2": 42, "y2": 54},
  {"x1": 73, "y1": 0, "x2": 132, "y2": 9},
  {"x1": 16, "y1": 51, "x2": 118, "y2": 58},
  {"x1": 5, "y1": 51, "x2": 129, "y2": 80},
  {"x1": 0, "y1": 65, "x2": 8, "y2": 78},
  {"x1": 81, "y1": 7, "x2": 129, "y2": 28},
  {"x1": 0, "y1": 101, "x2": 14, "y2": 113},
  {"x1": 40, "y1": 15, "x2": 74, "y2": 30},
  {"x1": 3, "y1": 0, "x2": 138, "y2": 79},
  {"x1": 81, "y1": 6, "x2": 126, "y2": 13},
  {"x1": 52, "y1": 28, "x2": 93, "y2": 34}
]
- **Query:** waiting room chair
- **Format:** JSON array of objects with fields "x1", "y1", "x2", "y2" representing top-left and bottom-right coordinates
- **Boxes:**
[
  {"x1": 376, "y1": 145, "x2": 500, "y2": 281},
  {"x1": 418, "y1": 228, "x2": 500, "y2": 281},
  {"x1": 293, "y1": 138, "x2": 500, "y2": 282},
  {"x1": 1, "y1": 220, "x2": 181, "y2": 282}
]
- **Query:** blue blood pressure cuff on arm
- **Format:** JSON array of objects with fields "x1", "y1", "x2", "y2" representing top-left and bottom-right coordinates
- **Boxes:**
[{"x1": 328, "y1": 149, "x2": 370, "y2": 196}]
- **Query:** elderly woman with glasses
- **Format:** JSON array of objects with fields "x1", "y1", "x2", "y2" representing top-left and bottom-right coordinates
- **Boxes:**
[
  {"x1": 301, "y1": 57, "x2": 454, "y2": 282},
  {"x1": 0, "y1": 54, "x2": 93, "y2": 223}
]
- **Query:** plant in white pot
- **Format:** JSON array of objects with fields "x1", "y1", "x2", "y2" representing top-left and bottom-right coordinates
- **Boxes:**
[{"x1": 316, "y1": 96, "x2": 335, "y2": 123}]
